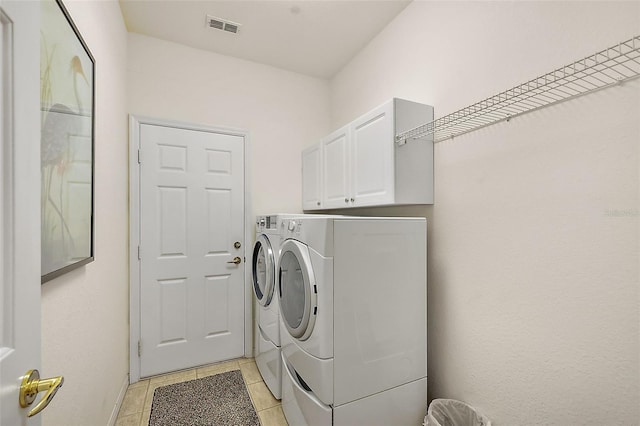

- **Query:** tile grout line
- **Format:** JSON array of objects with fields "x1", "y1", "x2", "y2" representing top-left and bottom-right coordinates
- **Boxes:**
[{"x1": 116, "y1": 358, "x2": 284, "y2": 426}]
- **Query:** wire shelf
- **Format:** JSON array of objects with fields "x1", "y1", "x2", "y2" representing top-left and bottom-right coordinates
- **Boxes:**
[{"x1": 396, "y1": 35, "x2": 640, "y2": 144}]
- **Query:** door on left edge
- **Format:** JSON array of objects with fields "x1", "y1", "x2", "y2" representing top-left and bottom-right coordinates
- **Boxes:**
[{"x1": 1, "y1": 1, "x2": 62, "y2": 425}]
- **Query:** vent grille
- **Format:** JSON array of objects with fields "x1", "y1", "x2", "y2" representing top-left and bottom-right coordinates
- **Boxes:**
[
  {"x1": 209, "y1": 18, "x2": 224, "y2": 30},
  {"x1": 223, "y1": 23, "x2": 238, "y2": 34},
  {"x1": 206, "y1": 15, "x2": 241, "y2": 34}
]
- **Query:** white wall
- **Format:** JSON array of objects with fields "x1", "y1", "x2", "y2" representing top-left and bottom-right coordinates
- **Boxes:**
[
  {"x1": 328, "y1": 1, "x2": 639, "y2": 424},
  {"x1": 40, "y1": 1, "x2": 130, "y2": 425},
  {"x1": 127, "y1": 33, "x2": 331, "y2": 216},
  {"x1": 37, "y1": 6, "x2": 329, "y2": 425}
]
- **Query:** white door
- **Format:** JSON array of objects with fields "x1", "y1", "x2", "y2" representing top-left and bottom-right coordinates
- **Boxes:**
[
  {"x1": 139, "y1": 123, "x2": 245, "y2": 378},
  {"x1": 301, "y1": 144, "x2": 322, "y2": 210},
  {"x1": 2, "y1": 1, "x2": 60, "y2": 424},
  {"x1": 350, "y1": 101, "x2": 394, "y2": 207},
  {"x1": 321, "y1": 125, "x2": 350, "y2": 209}
]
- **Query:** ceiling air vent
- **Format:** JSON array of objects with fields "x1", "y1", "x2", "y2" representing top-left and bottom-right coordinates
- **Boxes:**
[{"x1": 206, "y1": 15, "x2": 241, "y2": 34}]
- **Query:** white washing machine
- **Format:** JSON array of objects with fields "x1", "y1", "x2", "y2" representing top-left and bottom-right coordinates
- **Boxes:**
[
  {"x1": 278, "y1": 216, "x2": 428, "y2": 425},
  {"x1": 252, "y1": 214, "x2": 285, "y2": 399}
]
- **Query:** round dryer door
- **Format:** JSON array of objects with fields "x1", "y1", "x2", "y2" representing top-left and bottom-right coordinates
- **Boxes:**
[
  {"x1": 252, "y1": 234, "x2": 276, "y2": 306},
  {"x1": 278, "y1": 239, "x2": 317, "y2": 340}
]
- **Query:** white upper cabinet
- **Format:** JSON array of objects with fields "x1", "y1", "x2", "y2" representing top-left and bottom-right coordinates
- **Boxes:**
[
  {"x1": 301, "y1": 144, "x2": 322, "y2": 210},
  {"x1": 321, "y1": 125, "x2": 350, "y2": 209},
  {"x1": 350, "y1": 100, "x2": 395, "y2": 207},
  {"x1": 302, "y1": 98, "x2": 434, "y2": 210}
]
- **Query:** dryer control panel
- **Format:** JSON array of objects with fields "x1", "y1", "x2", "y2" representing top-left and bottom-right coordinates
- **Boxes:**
[{"x1": 256, "y1": 215, "x2": 278, "y2": 232}]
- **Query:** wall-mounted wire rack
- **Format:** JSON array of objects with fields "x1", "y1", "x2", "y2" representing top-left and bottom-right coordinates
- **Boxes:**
[{"x1": 396, "y1": 35, "x2": 640, "y2": 144}]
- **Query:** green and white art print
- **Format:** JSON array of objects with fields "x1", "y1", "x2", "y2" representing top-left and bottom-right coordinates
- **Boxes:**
[{"x1": 41, "y1": 0, "x2": 94, "y2": 283}]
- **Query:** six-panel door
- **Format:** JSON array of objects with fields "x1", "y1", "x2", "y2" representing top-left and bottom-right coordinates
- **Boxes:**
[{"x1": 139, "y1": 124, "x2": 245, "y2": 377}]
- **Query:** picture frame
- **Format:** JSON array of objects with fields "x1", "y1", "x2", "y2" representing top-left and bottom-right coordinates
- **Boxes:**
[{"x1": 40, "y1": 0, "x2": 95, "y2": 283}]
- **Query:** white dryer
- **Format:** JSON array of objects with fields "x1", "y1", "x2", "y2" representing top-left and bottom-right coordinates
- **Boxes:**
[
  {"x1": 252, "y1": 214, "x2": 285, "y2": 399},
  {"x1": 278, "y1": 216, "x2": 428, "y2": 426}
]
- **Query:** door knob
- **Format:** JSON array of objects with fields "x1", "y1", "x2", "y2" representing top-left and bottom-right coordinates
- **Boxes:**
[
  {"x1": 227, "y1": 256, "x2": 242, "y2": 265},
  {"x1": 19, "y1": 369, "x2": 64, "y2": 417}
]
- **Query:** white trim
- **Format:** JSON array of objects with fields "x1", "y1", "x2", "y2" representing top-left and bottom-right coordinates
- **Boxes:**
[
  {"x1": 244, "y1": 185, "x2": 253, "y2": 357},
  {"x1": 128, "y1": 115, "x2": 252, "y2": 383},
  {"x1": 243, "y1": 128, "x2": 254, "y2": 360},
  {"x1": 128, "y1": 116, "x2": 140, "y2": 383},
  {"x1": 107, "y1": 374, "x2": 130, "y2": 426}
]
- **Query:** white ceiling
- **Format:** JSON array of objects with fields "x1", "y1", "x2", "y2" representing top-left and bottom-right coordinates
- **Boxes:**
[{"x1": 119, "y1": 0, "x2": 411, "y2": 79}]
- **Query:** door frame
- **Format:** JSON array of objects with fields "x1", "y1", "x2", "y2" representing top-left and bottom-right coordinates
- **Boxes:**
[{"x1": 128, "y1": 115, "x2": 252, "y2": 383}]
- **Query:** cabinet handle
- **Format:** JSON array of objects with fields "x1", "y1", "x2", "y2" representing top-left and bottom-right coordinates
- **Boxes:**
[
  {"x1": 350, "y1": 198, "x2": 355, "y2": 202},
  {"x1": 317, "y1": 202, "x2": 321, "y2": 206},
  {"x1": 344, "y1": 198, "x2": 349, "y2": 203}
]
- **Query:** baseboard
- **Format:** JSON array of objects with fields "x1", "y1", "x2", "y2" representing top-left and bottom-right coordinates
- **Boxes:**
[{"x1": 108, "y1": 374, "x2": 130, "y2": 426}]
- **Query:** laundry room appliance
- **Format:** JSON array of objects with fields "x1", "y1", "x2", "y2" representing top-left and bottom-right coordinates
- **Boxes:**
[
  {"x1": 278, "y1": 215, "x2": 427, "y2": 425},
  {"x1": 252, "y1": 214, "x2": 285, "y2": 399}
]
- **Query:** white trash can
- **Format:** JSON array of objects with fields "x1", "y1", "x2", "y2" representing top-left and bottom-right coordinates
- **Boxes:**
[{"x1": 424, "y1": 399, "x2": 491, "y2": 426}]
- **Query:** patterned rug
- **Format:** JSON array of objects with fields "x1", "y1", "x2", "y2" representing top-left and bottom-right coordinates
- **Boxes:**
[{"x1": 148, "y1": 370, "x2": 260, "y2": 425}]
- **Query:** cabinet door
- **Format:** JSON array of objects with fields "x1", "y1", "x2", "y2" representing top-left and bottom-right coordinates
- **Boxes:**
[
  {"x1": 301, "y1": 144, "x2": 322, "y2": 210},
  {"x1": 350, "y1": 101, "x2": 394, "y2": 207},
  {"x1": 321, "y1": 125, "x2": 350, "y2": 209}
]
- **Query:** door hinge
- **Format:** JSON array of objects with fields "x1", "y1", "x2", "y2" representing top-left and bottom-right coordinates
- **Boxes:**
[
  {"x1": 137, "y1": 149, "x2": 141, "y2": 164},
  {"x1": 137, "y1": 245, "x2": 141, "y2": 260},
  {"x1": 138, "y1": 341, "x2": 142, "y2": 357}
]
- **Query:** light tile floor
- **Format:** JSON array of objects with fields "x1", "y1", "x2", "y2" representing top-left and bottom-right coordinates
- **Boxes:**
[{"x1": 115, "y1": 358, "x2": 288, "y2": 426}]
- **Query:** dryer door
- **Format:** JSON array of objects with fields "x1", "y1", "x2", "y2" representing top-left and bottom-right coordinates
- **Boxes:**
[
  {"x1": 278, "y1": 239, "x2": 317, "y2": 340},
  {"x1": 252, "y1": 234, "x2": 276, "y2": 306}
]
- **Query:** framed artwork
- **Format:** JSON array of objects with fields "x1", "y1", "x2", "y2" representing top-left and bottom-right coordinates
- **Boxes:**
[{"x1": 40, "y1": 0, "x2": 95, "y2": 283}]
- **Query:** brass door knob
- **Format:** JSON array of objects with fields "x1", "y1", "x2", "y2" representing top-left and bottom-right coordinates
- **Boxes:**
[
  {"x1": 19, "y1": 369, "x2": 64, "y2": 417},
  {"x1": 227, "y1": 256, "x2": 242, "y2": 265}
]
